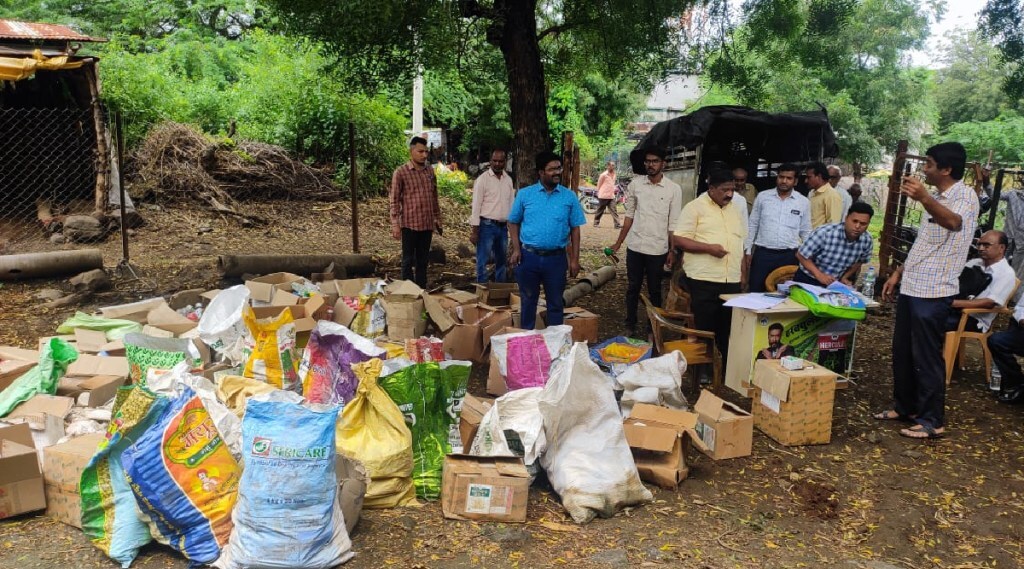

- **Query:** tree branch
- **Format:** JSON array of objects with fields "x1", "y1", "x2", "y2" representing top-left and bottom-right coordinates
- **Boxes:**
[
  {"x1": 538, "y1": 17, "x2": 597, "y2": 41},
  {"x1": 457, "y1": 0, "x2": 495, "y2": 20}
]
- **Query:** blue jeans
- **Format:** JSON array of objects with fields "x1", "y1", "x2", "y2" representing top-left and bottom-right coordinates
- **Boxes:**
[
  {"x1": 517, "y1": 249, "x2": 567, "y2": 329},
  {"x1": 476, "y1": 220, "x2": 508, "y2": 283}
]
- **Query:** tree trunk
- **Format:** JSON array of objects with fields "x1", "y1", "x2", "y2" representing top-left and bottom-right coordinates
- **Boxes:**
[{"x1": 496, "y1": 0, "x2": 552, "y2": 188}]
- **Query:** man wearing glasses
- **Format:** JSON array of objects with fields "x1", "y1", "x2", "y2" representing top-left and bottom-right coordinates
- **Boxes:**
[
  {"x1": 946, "y1": 230, "x2": 1015, "y2": 333},
  {"x1": 609, "y1": 148, "x2": 682, "y2": 334},
  {"x1": 508, "y1": 151, "x2": 587, "y2": 329}
]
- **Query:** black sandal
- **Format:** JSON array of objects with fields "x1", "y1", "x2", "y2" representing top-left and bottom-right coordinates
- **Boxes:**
[
  {"x1": 899, "y1": 425, "x2": 945, "y2": 439},
  {"x1": 872, "y1": 409, "x2": 911, "y2": 422}
]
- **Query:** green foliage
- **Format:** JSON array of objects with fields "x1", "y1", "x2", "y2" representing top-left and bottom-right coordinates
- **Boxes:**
[
  {"x1": 933, "y1": 112, "x2": 1024, "y2": 164},
  {"x1": 704, "y1": 0, "x2": 938, "y2": 165},
  {"x1": 434, "y1": 167, "x2": 470, "y2": 204},
  {"x1": 934, "y1": 30, "x2": 1018, "y2": 130},
  {"x1": 981, "y1": 0, "x2": 1024, "y2": 99}
]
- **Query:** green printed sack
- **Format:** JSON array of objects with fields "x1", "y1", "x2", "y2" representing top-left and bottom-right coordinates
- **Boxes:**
[
  {"x1": 124, "y1": 333, "x2": 203, "y2": 385},
  {"x1": 81, "y1": 385, "x2": 169, "y2": 567},
  {"x1": 789, "y1": 282, "x2": 866, "y2": 321},
  {"x1": 378, "y1": 359, "x2": 470, "y2": 500}
]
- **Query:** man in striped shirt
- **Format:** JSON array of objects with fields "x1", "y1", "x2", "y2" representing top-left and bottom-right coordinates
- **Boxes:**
[
  {"x1": 390, "y1": 136, "x2": 442, "y2": 288},
  {"x1": 877, "y1": 142, "x2": 979, "y2": 439}
]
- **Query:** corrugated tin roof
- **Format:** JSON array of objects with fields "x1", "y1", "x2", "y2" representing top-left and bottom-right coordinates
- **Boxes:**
[{"x1": 0, "y1": 19, "x2": 106, "y2": 42}]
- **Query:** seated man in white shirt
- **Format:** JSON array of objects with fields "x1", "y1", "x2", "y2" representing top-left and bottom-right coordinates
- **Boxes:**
[{"x1": 946, "y1": 230, "x2": 1016, "y2": 333}]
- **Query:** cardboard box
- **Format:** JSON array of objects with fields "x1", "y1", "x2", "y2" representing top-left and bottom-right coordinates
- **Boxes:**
[
  {"x1": 67, "y1": 354, "x2": 129, "y2": 378},
  {"x1": 0, "y1": 347, "x2": 36, "y2": 392},
  {"x1": 73, "y1": 329, "x2": 108, "y2": 354},
  {"x1": 7, "y1": 395, "x2": 74, "y2": 425},
  {"x1": 561, "y1": 307, "x2": 599, "y2": 344},
  {"x1": 751, "y1": 359, "x2": 837, "y2": 446},
  {"x1": 57, "y1": 375, "x2": 126, "y2": 407},
  {"x1": 441, "y1": 455, "x2": 530, "y2": 522},
  {"x1": 384, "y1": 284, "x2": 426, "y2": 341},
  {"x1": 459, "y1": 394, "x2": 494, "y2": 449},
  {"x1": 245, "y1": 272, "x2": 305, "y2": 303},
  {"x1": 249, "y1": 296, "x2": 325, "y2": 334},
  {"x1": 485, "y1": 327, "x2": 530, "y2": 397},
  {"x1": 146, "y1": 303, "x2": 198, "y2": 336},
  {"x1": 98, "y1": 297, "x2": 166, "y2": 322},
  {"x1": 623, "y1": 403, "x2": 706, "y2": 489},
  {"x1": 442, "y1": 304, "x2": 513, "y2": 363},
  {"x1": 331, "y1": 278, "x2": 385, "y2": 326},
  {"x1": 0, "y1": 423, "x2": 46, "y2": 520},
  {"x1": 692, "y1": 390, "x2": 754, "y2": 460},
  {"x1": 475, "y1": 283, "x2": 518, "y2": 306},
  {"x1": 42, "y1": 433, "x2": 105, "y2": 528}
]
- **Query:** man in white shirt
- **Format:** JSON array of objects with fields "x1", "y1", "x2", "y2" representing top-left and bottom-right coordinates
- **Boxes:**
[
  {"x1": 470, "y1": 149, "x2": 515, "y2": 283},
  {"x1": 947, "y1": 230, "x2": 1016, "y2": 333},
  {"x1": 745, "y1": 163, "x2": 811, "y2": 292},
  {"x1": 828, "y1": 165, "x2": 853, "y2": 215},
  {"x1": 610, "y1": 148, "x2": 682, "y2": 332}
]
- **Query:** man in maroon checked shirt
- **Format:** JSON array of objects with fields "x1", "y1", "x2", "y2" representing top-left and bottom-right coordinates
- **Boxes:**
[{"x1": 390, "y1": 136, "x2": 443, "y2": 288}]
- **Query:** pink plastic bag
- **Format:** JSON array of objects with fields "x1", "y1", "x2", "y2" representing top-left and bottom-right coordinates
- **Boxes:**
[{"x1": 505, "y1": 334, "x2": 552, "y2": 390}]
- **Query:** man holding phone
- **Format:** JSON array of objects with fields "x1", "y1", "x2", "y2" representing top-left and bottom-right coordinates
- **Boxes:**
[{"x1": 876, "y1": 142, "x2": 979, "y2": 439}]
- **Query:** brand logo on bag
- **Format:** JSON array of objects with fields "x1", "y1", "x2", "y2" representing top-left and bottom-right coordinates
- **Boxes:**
[
  {"x1": 252, "y1": 437, "x2": 272, "y2": 457},
  {"x1": 166, "y1": 405, "x2": 224, "y2": 467}
]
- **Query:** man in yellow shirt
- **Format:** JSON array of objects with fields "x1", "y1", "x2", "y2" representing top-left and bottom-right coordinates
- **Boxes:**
[
  {"x1": 672, "y1": 168, "x2": 747, "y2": 362},
  {"x1": 807, "y1": 161, "x2": 845, "y2": 228}
]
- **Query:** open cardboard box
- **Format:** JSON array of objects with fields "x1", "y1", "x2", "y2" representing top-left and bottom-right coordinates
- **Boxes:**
[
  {"x1": 475, "y1": 282, "x2": 518, "y2": 306},
  {"x1": 0, "y1": 423, "x2": 46, "y2": 520},
  {"x1": 42, "y1": 432, "x2": 105, "y2": 528},
  {"x1": 146, "y1": 303, "x2": 198, "y2": 336},
  {"x1": 0, "y1": 346, "x2": 37, "y2": 392},
  {"x1": 692, "y1": 390, "x2": 753, "y2": 460},
  {"x1": 424, "y1": 290, "x2": 479, "y2": 333},
  {"x1": 459, "y1": 394, "x2": 495, "y2": 449},
  {"x1": 623, "y1": 403, "x2": 708, "y2": 489},
  {"x1": 249, "y1": 295, "x2": 326, "y2": 334},
  {"x1": 245, "y1": 272, "x2": 305, "y2": 304},
  {"x1": 98, "y1": 297, "x2": 166, "y2": 323},
  {"x1": 57, "y1": 375, "x2": 126, "y2": 407},
  {"x1": 443, "y1": 304, "x2": 513, "y2": 363},
  {"x1": 67, "y1": 354, "x2": 129, "y2": 378}
]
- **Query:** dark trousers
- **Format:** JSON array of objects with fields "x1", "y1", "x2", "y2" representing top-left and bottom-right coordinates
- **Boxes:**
[
  {"x1": 944, "y1": 311, "x2": 982, "y2": 333},
  {"x1": 688, "y1": 278, "x2": 742, "y2": 362},
  {"x1": 625, "y1": 249, "x2": 667, "y2": 328},
  {"x1": 988, "y1": 320, "x2": 1024, "y2": 391},
  {"x1": 749, "y1": 247, "x2": 797, "y2": 292},
  {"x1": 401, "y1": 228, "x2": 432, "y2": 288},
  {"x1": 517, "y1": 249, "x2": 567, "y2": 330},
  {"x1": 793, "y1": 269, "x2": 821, "y2": 286},
  {"x1": 475, "y1": 220, "x2": 508, "y2": 283},
  {"x1": 892, "y1": 295, "x2": 953, "y2": 429},
  {"x1": 594, "y1": 199, "x2": 621, "y2": 225}
]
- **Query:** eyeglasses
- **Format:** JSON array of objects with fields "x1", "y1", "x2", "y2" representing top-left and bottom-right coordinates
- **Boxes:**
[
  {"x1": 545, "y1": 167, "x2": 563, "y2": 173},
  {"x1": 644, "y1": 159, "x2": 663, "y2": 164}
]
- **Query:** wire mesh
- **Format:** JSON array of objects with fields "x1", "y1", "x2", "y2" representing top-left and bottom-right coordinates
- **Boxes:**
[{"x1": 0, "y1": 104, "x2": 108, "y2": 254}]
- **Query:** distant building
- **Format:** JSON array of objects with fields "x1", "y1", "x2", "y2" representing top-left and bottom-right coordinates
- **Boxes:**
[{"x1": 630, "y1": 74, "x2": 704, "y2": 139}]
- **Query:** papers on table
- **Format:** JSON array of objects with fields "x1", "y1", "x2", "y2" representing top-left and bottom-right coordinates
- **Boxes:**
[{"x1": 723, "y1": 293, "x2": 788, "y2": 310}]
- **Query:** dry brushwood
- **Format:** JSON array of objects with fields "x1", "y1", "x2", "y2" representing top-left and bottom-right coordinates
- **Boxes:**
[{"x1": 128, "y1": 122, "x2": 339, "y2": 221}]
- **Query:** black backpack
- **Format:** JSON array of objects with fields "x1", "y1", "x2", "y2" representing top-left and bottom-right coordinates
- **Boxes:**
[{"x1": 957, "y1": 265, "x2": 992, "y2": 300}]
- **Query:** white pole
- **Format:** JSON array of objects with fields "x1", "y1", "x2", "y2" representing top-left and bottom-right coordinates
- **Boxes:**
[{"x1": 412, "y1": 71, "x2": 424, "y2": 134}]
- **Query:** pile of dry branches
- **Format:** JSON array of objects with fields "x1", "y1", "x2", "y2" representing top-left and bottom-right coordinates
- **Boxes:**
[{"x1": 128, "y1": 122, "x2": 338, "y2": 221}]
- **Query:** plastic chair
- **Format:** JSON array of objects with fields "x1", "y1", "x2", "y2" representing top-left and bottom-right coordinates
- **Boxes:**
[
  {"x1": 664, "y1": 265, "x2": 692, "y2": 314},
  {"x1": 943, "y1": 278, "x2": 1021, "y2": 385},
  {"x1": 765, "y1": 265, "x2": 798, "y2": 292},
  {"x1": 641, "y1": 292, "x2": 722, "y2": 390}
]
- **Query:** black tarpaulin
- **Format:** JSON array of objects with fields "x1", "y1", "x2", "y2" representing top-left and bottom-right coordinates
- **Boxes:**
[{"x1": 629, "y1": 105, "x2": 838, "y2": 175}]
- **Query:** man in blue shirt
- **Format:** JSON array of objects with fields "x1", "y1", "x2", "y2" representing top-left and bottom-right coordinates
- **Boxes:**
[{"x1": 508, "y1": 151, "x2": 587, "y2": 329}]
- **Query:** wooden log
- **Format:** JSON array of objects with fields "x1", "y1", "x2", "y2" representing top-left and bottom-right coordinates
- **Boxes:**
[
  {"x1": 217, "y1": 254, "x2": 376, "y2": 279},
  {"x1": 0, "y1": 250, "x2": 104, "y2": 281}
]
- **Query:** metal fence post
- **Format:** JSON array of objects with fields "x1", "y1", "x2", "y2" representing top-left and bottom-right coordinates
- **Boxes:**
[{"x1": 349, "y1": 122, "x2": 359, "y2": 253}]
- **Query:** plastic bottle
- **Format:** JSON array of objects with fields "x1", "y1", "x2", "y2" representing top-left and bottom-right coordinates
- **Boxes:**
[
  {"x1": 990, "y1": 366, "x2": 1002, "y2": 391},
  {"x1": 861, "y1": 266, "x2": 876, "y2": 298}
]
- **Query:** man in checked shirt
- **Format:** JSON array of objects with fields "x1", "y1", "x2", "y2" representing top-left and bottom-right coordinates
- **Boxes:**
[
  {"x1": 390, "y1": 136, "x2": 443, "y2": 288},
  {"x1": 877, "y1": 142, "x2": 979, "y2": 440}
]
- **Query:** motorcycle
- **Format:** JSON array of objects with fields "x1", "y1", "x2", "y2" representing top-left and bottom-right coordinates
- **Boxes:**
[{"x1": 579, "y1": 180, "x2": 628, "y2": 214}]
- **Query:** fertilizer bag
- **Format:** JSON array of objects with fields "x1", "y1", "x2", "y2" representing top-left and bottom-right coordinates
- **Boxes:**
[
  {"x1": 220, "y1": 397, "x2": 352, "y2": 569},
  {"x1": 539, "y1": 344, "x2": 652, "y2": 524},
  {"x1": 122, "y1": 384, "x2": 240, "y2": 565},
  {"x1": 336, "y1": 359, "x2": 416, "y2": 508},
  {"x1": 241, "y1": 306, "x2": 299, "y2": 391},
  {"x1": 299, "y1": 321, "x2": 387, "y2": 405},
  {"x1": 81, "y1": 385, "x2": 169, "y2": 567}
]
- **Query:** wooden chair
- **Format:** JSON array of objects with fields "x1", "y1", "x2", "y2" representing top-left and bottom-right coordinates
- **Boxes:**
[
  {"x1": 641, "y1": 292, "x2": 722, "y2": 390},
  {"x1": 943, "y1": 278, "x2": 1021, "y2": 385},
  {"x1": 765, "y1": 265, "x2": 798, "y2": 292}
]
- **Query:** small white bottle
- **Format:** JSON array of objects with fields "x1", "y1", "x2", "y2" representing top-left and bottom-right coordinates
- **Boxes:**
[{"x1": 990, "y1": 366, "x2": 1002, "y2": 391}]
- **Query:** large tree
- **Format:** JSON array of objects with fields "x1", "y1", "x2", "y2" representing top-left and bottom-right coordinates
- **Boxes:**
[
  {"x1": 934, "y1": 30, "x2": 1016, "y2": 131},
  {"x1": 264, "y1": 0, "x2": 701, "y2": 186},
  {"x1": 981, "y1": 0, "x2": 1024, "y2": 99},
  {"x1": 703, "y1": 0, "x2": 937, "y2": 165}
]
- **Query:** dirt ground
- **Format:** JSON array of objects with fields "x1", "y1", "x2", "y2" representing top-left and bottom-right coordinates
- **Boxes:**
[{"x1": 2, "y1": 198, "x2": 1023, "y2": 569}]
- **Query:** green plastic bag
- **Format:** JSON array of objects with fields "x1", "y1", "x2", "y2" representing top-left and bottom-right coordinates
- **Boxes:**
[
  {"x1": 378, "y1": 359, "x2": 470, "y2": 500},
  {"x1": 0, "y1": 338, "x2": 77, "y2": 417},
  {"x1": 57, "y1": 311, "x2": 143, "y2": 341},
  {"x1": 789, "y1": 282, "x2": 866, "y2": 321}
]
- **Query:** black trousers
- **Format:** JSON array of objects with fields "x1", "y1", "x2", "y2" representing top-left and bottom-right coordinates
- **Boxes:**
[
  {"x1": 625, "y1": 249, "x2": 667, "y2": 328},
  {"x1": 892, "y1": 294, "x2": 953, "y2": 429},
  {"x1": 989, "y1": 320, "x2": 1024, "y2": 391},
  {"x1": 401, "y1": 228, "x2": 433, "y2": 288},
  {"x1": 688, "y1": 278, "x2": 742, "y2": 362},
  {"x1": 749, "y1": 247, "x2": 797, "y2": 292}
]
